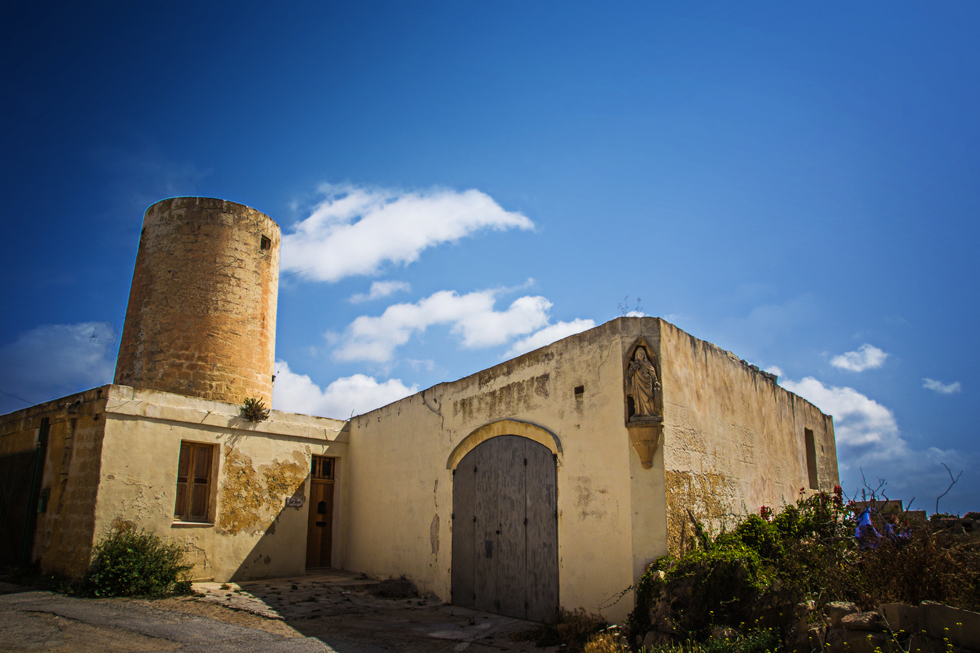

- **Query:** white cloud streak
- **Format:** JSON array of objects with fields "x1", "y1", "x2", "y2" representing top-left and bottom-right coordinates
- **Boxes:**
[
  {"x1": 0, "y1": 322, "x2": 116, "y2": 414},
  {"x1": 272, "y1": 360, "x2": 417, "y2": 418},
  {"x1": 923, "y1": 378, "x2": 962, "y2": 394},
  {"x1": 782, "y1": 376, "x2": 899, "y2": 450},
  {"x1": 349, "y1": 280, "x2": 411, "y2": 304},
  {"x1": 333, "y1": 289, "x2": 553, "y2": 363},
  {"x1": 780, "y1": 374, "x2": 971, "y2": 500},
  {"x1": 830, "y1": 344, "x2": 888, "y2": 372},
  {"x1": 281, "y1": 184, "x2": 534, "y2": 282},
  {"x1": 505, "y1": 319, "x2": 596, "y2": 357}
]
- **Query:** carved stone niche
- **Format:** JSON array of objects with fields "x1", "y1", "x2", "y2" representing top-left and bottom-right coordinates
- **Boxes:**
[{"x1": 624, "y1": 337, "x2": 663, "y2": 469}]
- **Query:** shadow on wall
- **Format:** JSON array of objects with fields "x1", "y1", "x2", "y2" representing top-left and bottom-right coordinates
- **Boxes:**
[
  {"x1": 211, "y1": 447, "x2": 340, "y2": 584},
  {"x1": 0, "y1": 450, "x2": 40, "y2": 566},
  {"x1": 222, "y1": 463, "x2": 317, "y2": 583}
]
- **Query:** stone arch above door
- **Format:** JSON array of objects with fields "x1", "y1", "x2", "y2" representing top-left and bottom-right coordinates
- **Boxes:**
[{"x1": 446, "y1": 419, "x2": 562, "y2": 470}]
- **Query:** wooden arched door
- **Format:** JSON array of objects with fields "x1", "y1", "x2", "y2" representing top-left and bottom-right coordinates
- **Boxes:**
[{"x1": 451, "y1": 435, "x2": 558, "y2": 622}]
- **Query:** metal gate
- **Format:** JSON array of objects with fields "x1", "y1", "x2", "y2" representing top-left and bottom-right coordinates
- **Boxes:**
[{"x1": 451, "y1": 435, "x2": 558, "y2": 623}]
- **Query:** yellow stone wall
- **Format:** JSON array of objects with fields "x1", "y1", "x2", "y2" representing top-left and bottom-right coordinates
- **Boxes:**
[
  {"x1": 114, "y1": 197, "x2": 280, "y2": 406},
  {"x1": 342, "y1": 317, "x2": 839, "y2": 620},
  {"x1": 93, "y1": 385, "x2": 348, "y2": 582},
  {"x1": 0, "y1": 387, "x2": 109, "y2": 576},
  {"x1": 345, "y1": 319, "x2": 665, "y2": 622},
  {"x1": 0, "y1": 315, "x2": 838, "y2": 617},
  {"x1": 657, "y1": 319, "x2": 839, "y2": 554}
]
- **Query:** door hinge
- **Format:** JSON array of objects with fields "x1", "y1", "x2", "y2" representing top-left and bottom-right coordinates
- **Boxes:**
[
  {"x1": 524, "y1": 517, "x2": 528, "y2": 525},
  {"x1": 474, "y1": 466, "x2": 478, "y2": 473},
  {"x1": 523, "y1": 458, "x2": 527, "y2": 465},
  {"x1": 451, "y1": 513, "x2": 455, "y2": 520},
  {"x1": 473, "y1": 516, "x2": 477, "y2": 523}
]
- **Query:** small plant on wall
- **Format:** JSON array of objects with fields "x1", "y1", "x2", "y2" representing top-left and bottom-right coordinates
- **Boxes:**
[{"x1": 240, "y1": 396, "x2": 270, "y2": 422}]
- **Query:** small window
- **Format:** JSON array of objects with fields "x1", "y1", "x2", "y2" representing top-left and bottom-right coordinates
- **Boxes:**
[
  {"x1": 312, "y1": 455, "x2": 335, "y2": 481},
  {"x1": 174, "y1": 442, "x2": 215, "y2": 522},
  {"x1": 260, "y1": 235, "x2": 271, "y2": 250},
  {"x1": 804, "y1": 428, "x2": 819, "y2": 490},
  {"x1": 574, "y1": 385, "x2": 585, "y2": 398}
]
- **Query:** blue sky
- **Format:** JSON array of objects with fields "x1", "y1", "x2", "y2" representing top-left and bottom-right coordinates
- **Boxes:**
[{"x1": 2, "y1": 2, "x2": 977, "y2": 514}]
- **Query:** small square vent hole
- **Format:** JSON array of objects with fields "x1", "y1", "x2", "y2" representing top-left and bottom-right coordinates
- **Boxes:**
[{"x1": 574, "y1": 385, "x2": 585, "y2": 398}]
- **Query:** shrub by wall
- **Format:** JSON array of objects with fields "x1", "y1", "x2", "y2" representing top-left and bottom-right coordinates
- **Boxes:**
[
  {"x1": 625, "y1": 488, "x2": 980, "y2": 649},
  {"x1": 75, "y1": 527, "x2": 192, "y2": 598}
]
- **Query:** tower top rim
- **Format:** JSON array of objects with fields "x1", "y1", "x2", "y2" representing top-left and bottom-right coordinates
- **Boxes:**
[{"x1": 143, "y1": 196, "x2": 278, "y2": 226}]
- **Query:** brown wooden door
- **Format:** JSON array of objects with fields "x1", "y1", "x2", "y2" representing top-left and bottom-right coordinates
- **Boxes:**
[
  {"x1": 306, "y1": 481, "x2": 334, "y2": 568},
  {"x1": 452, "y1": 435, "x2": 558, "y2": 622}
]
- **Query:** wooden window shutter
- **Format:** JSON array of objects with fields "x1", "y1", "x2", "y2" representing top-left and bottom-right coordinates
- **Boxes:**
[
  {"x1": 174, "y1": 442, "x2": 213, "y2": 522},
  {"x1": 175, "y1": 443, "x2": 191, "y2": 519},
  {"x1": 189, "y1": 444, "x2": 212, "y2": 520}
]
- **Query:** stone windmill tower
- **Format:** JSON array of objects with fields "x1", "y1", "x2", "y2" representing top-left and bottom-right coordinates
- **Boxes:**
[{"x1": 114, "y1": 197, "x2": 280, "y2": 406}]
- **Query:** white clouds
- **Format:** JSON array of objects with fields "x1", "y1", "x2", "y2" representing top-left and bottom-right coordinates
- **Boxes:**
[
  {"x1": 0, "y1": 322, "x2": 116, "y2": 414},
  {"x1": 780, "y1": 374, "x2": 972, "y2": 499},
  {"x1": 764, "y1": 365, "x2": 783, "y2": 377},
  {"x1": 333, "y1": 289, "x2": 553, "y2": 363},
  {"x1": 272, "y1": 360, "x2": 416, "y2": 418},
  {"x1": 782, "y1": 376, "x2": 900, "y2": 450},
  {"x1": 505, "y1": 319, "x2": 596, "y2": 357},
  {"x1": 923, "y1": 378, "x2": 962, "y2": 394},
  {"x1": 830, "y1": 344, "x2": 888, "y2": 372},
  {"x1": 281, "y1": 184, "x2": 534, "y2": 282},
  {"x1": 349, "y1": 280, "x2": 411, "y2": 303}
]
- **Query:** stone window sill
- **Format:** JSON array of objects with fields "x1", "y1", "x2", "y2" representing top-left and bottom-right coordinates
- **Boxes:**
[{"x1": 171, "y1": 521, "x2": 214, "y2": 528}]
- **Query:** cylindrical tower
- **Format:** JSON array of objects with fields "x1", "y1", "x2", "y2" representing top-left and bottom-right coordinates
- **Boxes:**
[{"x1": 114, "y1": 197, "x2": 280, "y2": 406}]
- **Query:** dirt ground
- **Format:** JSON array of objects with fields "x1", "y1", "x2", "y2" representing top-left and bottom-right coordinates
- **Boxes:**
[{"x1": 0, "y1": 572, "x2": 568, "y2": 653}]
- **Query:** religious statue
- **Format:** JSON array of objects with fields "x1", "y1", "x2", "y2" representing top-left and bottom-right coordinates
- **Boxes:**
[{"x1": 627, "y1": 347, "x2": 661, "y2": 419}]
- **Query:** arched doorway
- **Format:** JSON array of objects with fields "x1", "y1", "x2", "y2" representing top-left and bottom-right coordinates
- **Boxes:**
[{"x1": 451, "y1": 435, "x2": 558, "y2": 622}]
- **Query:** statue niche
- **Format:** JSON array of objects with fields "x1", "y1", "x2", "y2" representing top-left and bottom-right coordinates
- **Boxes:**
[
  {"x1": 624, "y1": 339, "x2": 663, "y2": 469},
  {"x1": 626, "y1": 346, "x2": 662, "y2": 423}
]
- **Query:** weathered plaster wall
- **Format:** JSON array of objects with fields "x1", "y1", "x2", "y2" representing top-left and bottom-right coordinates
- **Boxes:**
[
  {"x1": 658, "y1": 319, "x2": 838, "y2": 554},
  {"x1": 617, "y1": 319, "x2": 670, "y2": 587},
  {"x1": 114, "y1": 197, "x2": 280, "y2": 406},
  {"x1": 93, "y1": 385, "x2": 347, "y2": 582},
  {"x1": 0, "y1": 386, "x2": 110, "y2": 576},
  {"x1": 345, "y1": 319, "x2": 668, "y2": 622}
]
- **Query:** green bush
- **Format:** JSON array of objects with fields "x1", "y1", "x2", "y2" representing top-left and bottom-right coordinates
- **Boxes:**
[
  {"x1": 76, "y1": 527, "x2": 192, "y2": 598},
  {"x1": 626, "y1": 486, "x2": 980, "y2": 650},
  {"x1": 626, "y1": 489, "x2": 851, "y2": 645},
  {"x1": 716, "y1": 515, "x2": 783, "y2": 561},
  {"x1": 642, "y1": 546, "x2": 774, "y2": 639}
]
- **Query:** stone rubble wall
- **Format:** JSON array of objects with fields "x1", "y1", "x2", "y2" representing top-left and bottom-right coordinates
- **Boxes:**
[{"x1": 805, "y1": 600, "x2": 980, "y2": 653}]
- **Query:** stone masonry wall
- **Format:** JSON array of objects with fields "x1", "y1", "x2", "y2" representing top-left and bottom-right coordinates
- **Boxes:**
[
  {"x1": 0, "y1": 386, "x2": 109, "y2": 576},
  {"x1": 114, "y1": 197, "x2": 280, "y2": 406},
  {"x1": 658, "y1": 319, "x2": 839, "y2": 554}
]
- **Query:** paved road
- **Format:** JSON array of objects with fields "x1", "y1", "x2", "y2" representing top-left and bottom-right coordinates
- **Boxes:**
[
  {"x1": 0, "y1": 589, "x2": 356, "y2": 652},
  {"x1": 0, "y1": 578, "x2": 554, "y2": 653}
]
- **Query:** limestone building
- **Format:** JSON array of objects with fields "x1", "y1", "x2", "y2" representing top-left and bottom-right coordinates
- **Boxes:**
[{"x1": 0, "y1": 197, "x2": 838, "y2": 623}]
